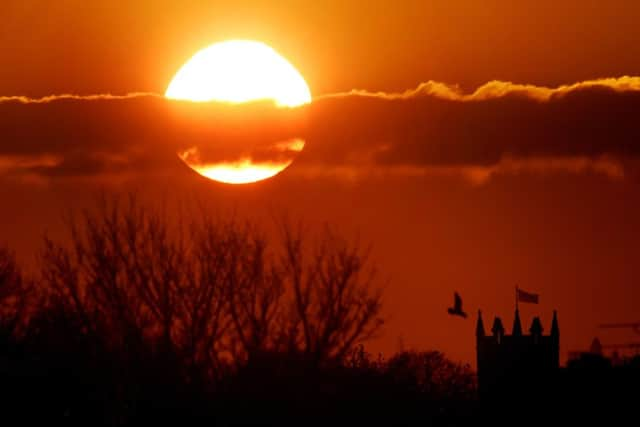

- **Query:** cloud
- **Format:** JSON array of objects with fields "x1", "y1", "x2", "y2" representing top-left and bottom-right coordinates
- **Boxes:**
[
  {"x1": 298, "y1": 77, "x2": 640, "y2": 179},
  {"x1": 0, "y1": 95, "x2": 303, "y2": 179},
  {"x1": 319, "y1": 76, "x2": 640, "y2": 101},
  {"x1": 0, "y1": 93, "x2": 156, "y2": 104},
  {"x1": 290, "y1": 155, "x2": 625, "y2": 185},
  {"x1": 0, "y1": 77, "x2": 639, "y2": 183}
]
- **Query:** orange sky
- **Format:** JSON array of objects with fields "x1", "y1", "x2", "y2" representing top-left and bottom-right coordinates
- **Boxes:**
[
  {"x1": 2, "y1": 1, "x2": 640, "y2": 366},
  {"x1": 3, "y1": 0, "x2": 640, "y2": 96}
]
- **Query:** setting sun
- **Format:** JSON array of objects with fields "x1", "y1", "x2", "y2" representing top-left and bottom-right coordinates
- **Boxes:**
[
  {"x1": 165, "y1": 40, "x2": 311, "y2": 107},
  {"x1": 177, "y1": 139, "x2": 305, "y2": 184},
  {"x1": 166, "y1": 40, "x2": 310, "y2": 185}
]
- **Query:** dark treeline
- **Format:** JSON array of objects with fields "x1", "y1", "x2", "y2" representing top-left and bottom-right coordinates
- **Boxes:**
[{"x1": 0, "y1": 196, "x2": 476, "y2": 426}]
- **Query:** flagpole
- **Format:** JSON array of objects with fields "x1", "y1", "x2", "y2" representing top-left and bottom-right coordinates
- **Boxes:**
[{"x1": 515, "y1": 285, "x2": 519, "y2": 311}]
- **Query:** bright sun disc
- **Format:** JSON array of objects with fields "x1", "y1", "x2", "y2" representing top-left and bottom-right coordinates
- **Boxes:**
[
  {"x1": 165, "y1": 40, "x2": 311, "y2": 107},
  {"x1": 166, "y1": 40, "x2": 310, "y2": 185},
  {"x1": 178, "y1": 139, "x2": 305, "y2": 185}
]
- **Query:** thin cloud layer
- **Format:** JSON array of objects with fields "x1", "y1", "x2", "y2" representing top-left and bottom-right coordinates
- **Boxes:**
[
  {"x1": 0, "y1": 96, "x2": 304, "y2": 179},
  {"x1": 299, "y1": 77, "x2": 640, "y2": 179},
  {"x1": 320, "y1": 76, "x2": 640, "y2": 101},
  {"x1": 1, "y1": 77, "x2": 639, "y2": 182}
]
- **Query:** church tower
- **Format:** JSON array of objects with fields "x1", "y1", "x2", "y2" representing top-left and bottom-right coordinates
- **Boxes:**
[{"x1": 476, "y1": 309, "x2": 560, "y2": 401}]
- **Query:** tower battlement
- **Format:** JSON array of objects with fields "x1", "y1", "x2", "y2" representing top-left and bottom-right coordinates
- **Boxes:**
[{"x1": 476, "y1": 310, "x2": 559, "y2": 400}]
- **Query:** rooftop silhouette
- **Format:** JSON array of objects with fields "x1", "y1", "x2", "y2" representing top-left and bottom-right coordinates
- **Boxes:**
[{"x1": 476, "y1": 309, "x2": 559, "y2": 403}]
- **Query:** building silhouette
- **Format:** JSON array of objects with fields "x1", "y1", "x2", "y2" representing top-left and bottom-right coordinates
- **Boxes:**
[{"x1": 476, "y1": 309, "x2": 559, "y2": 402}]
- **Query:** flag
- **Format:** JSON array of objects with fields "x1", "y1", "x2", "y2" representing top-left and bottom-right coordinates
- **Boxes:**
[{"x1": 517, "y1": 288, "x2": 539, "y2": 304}]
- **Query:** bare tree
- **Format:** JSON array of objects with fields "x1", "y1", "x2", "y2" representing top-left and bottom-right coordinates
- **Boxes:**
[
  {"x1": 42, "y1": 197, "x2": 173, "y2": 354},
  {"x1": 38, "y1": 197, "x2": 251, "y2": 379},
  {"x1": 0, "y1": 246, "x2": 28, "y2": 337},
  {"x1": 40, "y1": 196, "x2": 200, "y2": 375},
  {"x1": 278, "y1": 221, "x2": 384, "y2": 364},
  {"x1": 39, "y1": 195, "x2": 384, "y2": 379},
  {"x1": 179, "y1": 215, "x2": 236, "y2": 380},
  {"x1": 222, "y1": 221, "x2": 285, "y2": 363}
]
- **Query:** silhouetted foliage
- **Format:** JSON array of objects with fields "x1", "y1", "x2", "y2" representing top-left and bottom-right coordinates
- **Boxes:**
[
  {"x1": 0, "y1": 197, "x2": 489, "y2": 425},
  {"x1": 385, "y1": 350, "x2": 476, "y2": 401},
  {"x1": 0, "y1": 197, "x2": 397, "y2": 423},
  {"x1": 0, "y1": 246, "x2": 28, "y2": 339},
  {"x1": 3, "y1": 197, "x2": 637, "y2": 425},
  {"x1": 38, "y1": 197, "x2": 383, "y2": 376}
]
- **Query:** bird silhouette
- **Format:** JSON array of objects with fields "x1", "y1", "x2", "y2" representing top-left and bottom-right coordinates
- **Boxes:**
[{"x1": 447, "y1": 292, "x2": 467, "y2": 318}]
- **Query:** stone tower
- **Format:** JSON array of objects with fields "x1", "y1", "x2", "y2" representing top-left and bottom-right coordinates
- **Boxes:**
[{"x1": 476, "y1": 309, "x2": 560, "y2": 401}]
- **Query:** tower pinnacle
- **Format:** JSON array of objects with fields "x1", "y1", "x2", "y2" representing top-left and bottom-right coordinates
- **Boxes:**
[
  {"x1": 476, "y1": 310, "x2": 486, "y2": 337},
  {"x1": 513, "y1": 309, "x2": 523, "y2": 336}
]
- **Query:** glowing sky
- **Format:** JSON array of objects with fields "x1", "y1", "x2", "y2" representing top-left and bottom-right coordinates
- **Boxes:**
[{"x1": 2, "y1": 0, "x2": 640, "y2": 366}]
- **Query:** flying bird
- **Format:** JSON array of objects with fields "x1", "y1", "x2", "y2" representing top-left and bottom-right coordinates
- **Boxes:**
[{"x1": 447, "y1": 292, "x2": 467, "y2": 318}]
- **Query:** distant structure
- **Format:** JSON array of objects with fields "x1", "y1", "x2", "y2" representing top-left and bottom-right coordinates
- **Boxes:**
[
  {"x1": 475, "y1": 309, "x2": 639, "y2": 417},
  {"x1": 476, "y1": 309, "x2": 559, "y2": 401},
  {"x1": 569, "y1": 336, "x2": 640, "y2": 365}
]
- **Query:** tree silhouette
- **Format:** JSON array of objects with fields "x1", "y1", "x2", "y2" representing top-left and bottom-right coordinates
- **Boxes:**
[
  {"x1": 0, "y1": 246, "x2": 28, "y2": 339},
  {"x1": 278, "y1": 221, "x2": 383, "y2": 364},
  {"x1": 38, "y1": 195, "x2": 384, "y2": 382},
  {"x1": 386, "y1": 350, "x2": 476, "y2": 401}
]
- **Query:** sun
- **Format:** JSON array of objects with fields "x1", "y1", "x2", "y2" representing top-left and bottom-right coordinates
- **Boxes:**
[
  {"x1": 165, "y1": 40, "x2": 310, "y2": 184},
  {"x1": 166, "y1": 40, "x2": 311, "y2": 107},
  {"x1": 177, "y1": 139, "x2": 305, "y2": 185}
]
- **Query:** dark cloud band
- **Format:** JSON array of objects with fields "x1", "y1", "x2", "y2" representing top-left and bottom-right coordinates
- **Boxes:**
[{"x1": 1, "y1": 77, "x2": 639, "y2": 181}]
